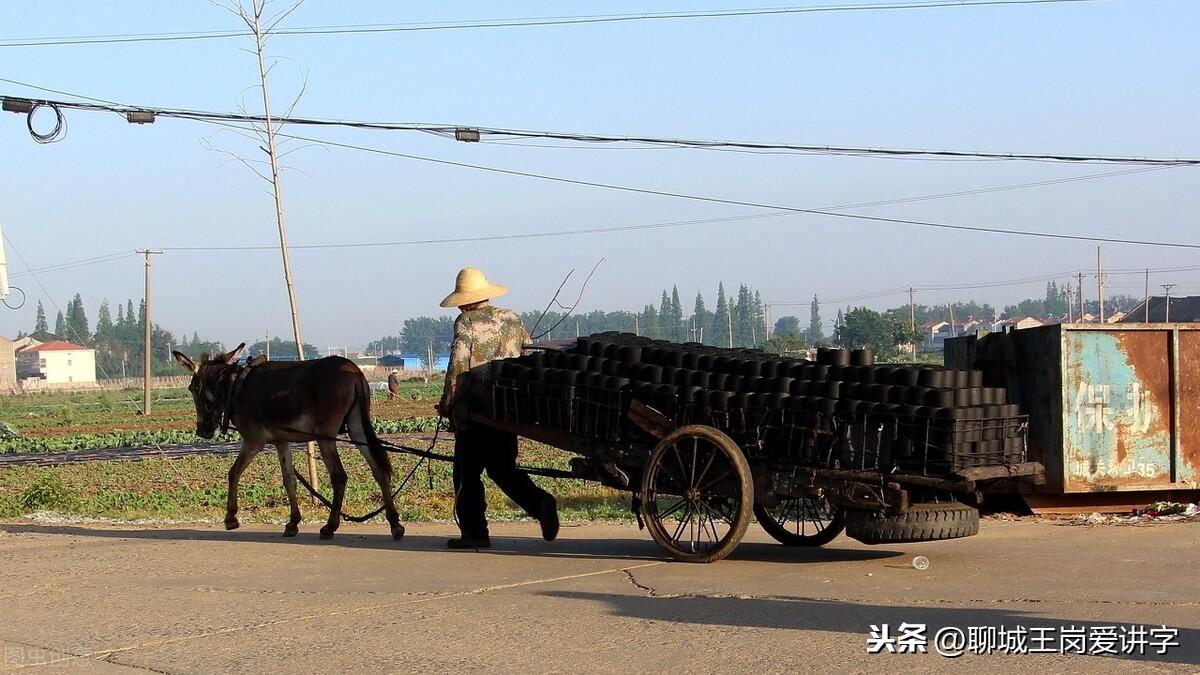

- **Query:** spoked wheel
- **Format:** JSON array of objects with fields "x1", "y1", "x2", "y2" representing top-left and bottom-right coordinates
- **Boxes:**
[
  {"x1": 640, "y1": 425, "x2": 753, "y2": 563},
  {"x1": 754, "y1": 497, "x2": 846, "y2": 547}
]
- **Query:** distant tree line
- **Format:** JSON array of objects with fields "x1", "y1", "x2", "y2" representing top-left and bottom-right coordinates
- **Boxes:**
[{"x1": 23, "y1": 296, "x2": 226, "y2": 378}]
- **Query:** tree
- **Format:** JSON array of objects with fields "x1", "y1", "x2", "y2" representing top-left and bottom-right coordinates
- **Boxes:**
[
  {"x1": 400, "y1": 316, "x2": 455, "y2": 362},
  {"x1": 94, "y1": 301, "x2": 114, "y2": 342},
  {"x1": 658, "y1": 291, "x2": 673, "y2": 340},
  {"x1": 691, "y1": 292, "x2": 710, "y2": 343},
  {"x1": 836, "y1": 307, "x2": 921, "y2": 362},
  {"x1": 763, "y1": 332, "x2": 807, "y2": 356},
  {"x1": 54, "y1": 311, "x2": 66, "y2": 337},
  {"x1": 668, "y1": 286, "x2": 683, "y2": 342},
  {"x1": 639, "y1": 304, "x2": 660, "y2": 338},
  {"x1": 774, "y1": 316, "x2": 801, "y2": 336},
  {"x1": 709, "y1": 283, "x2": 730, "y2": 347},
  {"x1": 247, "y1": 338, "x2": 318, "y2": 360},
  {"x1": 66, "y1": 293, "x2": 89, "y2": 344},
  {"x1": 807, "y1": 295, "x2": 824, "y2": 345},
  {"x1": 34, "y1": 301, "x2": 48, "y2": 334}
]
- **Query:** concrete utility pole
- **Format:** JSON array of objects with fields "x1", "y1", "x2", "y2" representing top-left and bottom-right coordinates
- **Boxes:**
[
  {"x1": 1066, "y1": 284, "x2": 1074, "y2": 322},
  {"x1": 727, "y1": 310, "x2": 734, "y2": 348},
  {"x1": 908, "y1": 287, "x2": 917, "y2": 357},
  {"x1": 634, "y1": 314, "x2": 640, "y2": 336},
  {"x1": 1076, "y1": 271, "x2": 1085, "y2": 321},
  {"x1": 265, "y1": 330, "x2": 270, "y2": 359},
  {"x1": 1144, "y1": 270, "x2": 1151, "y2": 322},
  {"x1": 1162, "y1": 284, "x2": 1176, "y2": 322},
  {"x1": 136, "y1": 249, "x2": 162, "y2": 415},
  {"x1": 245, "y1": 1, "x2": 320, "y2": 493},
  {"x1": 1097, "y1": 246, "x2": 1105, "y2": 323}
]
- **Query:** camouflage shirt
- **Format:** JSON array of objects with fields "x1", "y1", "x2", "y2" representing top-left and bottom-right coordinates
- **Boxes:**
[{"x1": 441, "y1": 303, "x2": 529, "y2": 410}]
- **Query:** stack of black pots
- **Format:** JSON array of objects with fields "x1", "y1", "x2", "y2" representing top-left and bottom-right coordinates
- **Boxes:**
[{"x1": 481, "y1": 332, "x2": 1026, "y2": 476}]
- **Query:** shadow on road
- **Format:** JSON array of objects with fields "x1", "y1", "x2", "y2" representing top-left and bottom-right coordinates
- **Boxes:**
[
  {"x1": 0, "y1": 522, "x2": 901, "y2": 565},
  {"x1": 537, "y1": 590, "x2": 1200, "y2": 666}
]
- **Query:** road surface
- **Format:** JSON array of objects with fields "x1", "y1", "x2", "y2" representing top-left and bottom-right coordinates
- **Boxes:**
[{"x1": 0, "y1": 518, "x2": 1196, "y2": 672}]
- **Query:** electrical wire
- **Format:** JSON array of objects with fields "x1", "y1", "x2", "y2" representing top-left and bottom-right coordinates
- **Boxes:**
[
  {"x1": 154, "y1": 163, "x2": 1179, "y2": 253},
  {"x1": 235, "y1": 127, "x2": 1200, "y2": 250},
  {"x1": 0, "y1": 0, "x2": 1109, "y2": 48},
  {"x1": 26, "y1": 103, "x2": 65, "y2": 143},
  {"x1": 4, "y1": 88, "x2": 1197, "y2": 166}
]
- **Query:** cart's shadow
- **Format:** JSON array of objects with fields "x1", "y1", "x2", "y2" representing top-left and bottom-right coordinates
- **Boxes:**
[
  {"x1": 0, "y1": 522, "x2": 901, "y2": 564},
  {"x1": 536, "y1": 589, "x2": 1200, "y2": 666}
]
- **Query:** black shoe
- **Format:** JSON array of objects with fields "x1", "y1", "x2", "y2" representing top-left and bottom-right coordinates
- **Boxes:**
[
  {"x1": 447, "y1": 536, "x2": 491, "y2": 549},
  {"x1": 539, "y1": 497, "x2": 559, "y2": 542}
]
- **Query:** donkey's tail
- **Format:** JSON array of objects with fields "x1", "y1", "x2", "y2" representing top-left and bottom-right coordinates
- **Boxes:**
[{"x1": 350, "y1": 374, "x2": 392, "y2": 476}]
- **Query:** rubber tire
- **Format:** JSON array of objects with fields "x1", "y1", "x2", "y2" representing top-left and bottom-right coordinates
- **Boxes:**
[
  {"x1": 845, "y1": 502, "x2": 979, "y2": 545},
  {"x1": 641, "y1": 425, "x2": 754, "y2": 563},
  {"x1": 754, "y1": 501, "x2": 846, "y2": 547}
]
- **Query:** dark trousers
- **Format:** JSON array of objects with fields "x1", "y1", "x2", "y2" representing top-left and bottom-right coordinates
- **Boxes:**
[{"x1": 453, "y1": 425, "x2": 553, "y2": 538}]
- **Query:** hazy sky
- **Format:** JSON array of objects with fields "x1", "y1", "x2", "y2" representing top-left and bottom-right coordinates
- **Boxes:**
[{"x1": 2, "y1": 0, "x2": 1197, "y2": 351}]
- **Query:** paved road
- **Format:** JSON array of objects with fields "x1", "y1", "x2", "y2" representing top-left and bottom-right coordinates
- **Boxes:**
[{"x1": 0, "y1": 518, "x2": 1197, "y2": 673}]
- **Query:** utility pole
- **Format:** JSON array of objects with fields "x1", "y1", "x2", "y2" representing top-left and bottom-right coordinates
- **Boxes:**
[
  {"x1": 1066, "y1": 284, "x2": 1074, "y2": 322},
  {"x1": 908, "y1": 287, "x2": 917, "y2": 358},
  {"x1": 1076, "y1": 271, "x2": 1085, "y2": 321},
  {"x1": 247, "y1": 4, "x2": 319, "y2": 493},
  {"x1": 265, "y1": 330, "x2": 270, "y2": 359},
  {"x1": 136, "y1": 249, "x2": 162, "y2": 415},
  {"x1": 1144, "y1": 270, "x2": 1151, "y2": 323},
  {"x1": 727, "y1": 310, "x2": 734, "y2": 348},
  {"x1": 1162, "y1": 284, "x2": 1176, "y2": 322},
  {"x1": 1097, "y1": 246, "x2": 1105, "y2": 323},
  {"x1": 634, "y1": 313, "x2": 640, "y2": 336}
]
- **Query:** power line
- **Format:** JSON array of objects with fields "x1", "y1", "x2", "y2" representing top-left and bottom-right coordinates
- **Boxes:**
[
  {"x1": 7, "y1": 89, "x2": 1197, "y2": 166},
  {"x1": 234, "y1": 127, "x2": 1200, "y2": 250},
  {"x1": 0, "y1": 0, "x2": 1108, "y2": 48},
  {"x1": 154, "y1": 162, "x2": 1178, "y2": 252}
]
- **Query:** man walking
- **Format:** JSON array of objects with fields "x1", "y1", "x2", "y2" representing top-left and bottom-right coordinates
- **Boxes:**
[{"x1": 436, "y1": 267, "x2": 558, "y2": 549}]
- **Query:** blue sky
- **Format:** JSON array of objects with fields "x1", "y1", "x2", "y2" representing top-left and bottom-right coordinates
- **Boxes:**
[{"x1": 1, "y1": 0, "x2": 1197, "y2": 349}]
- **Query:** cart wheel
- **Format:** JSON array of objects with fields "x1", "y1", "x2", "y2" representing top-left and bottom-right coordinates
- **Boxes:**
[
  {"x1": 640, "y1": 425, "x2": 753, "y2": 563},
  {"x1": 754, "y1": 498, "x2": 846, "y2": 547}
]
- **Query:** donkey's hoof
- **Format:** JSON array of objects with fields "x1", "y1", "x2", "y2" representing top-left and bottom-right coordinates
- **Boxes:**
[
  {"x1": 283, "y1": 524, "x2": 299, "y2": 537},
  {"x1": 391, "y1": 524, "x2": 405, "y2": 541},
  {"x1": 319, "y1": 526, "x2": 335, "y2": 540},
  {"x1": 224, "y1": 518, "x2": 240, "y2": 531}
]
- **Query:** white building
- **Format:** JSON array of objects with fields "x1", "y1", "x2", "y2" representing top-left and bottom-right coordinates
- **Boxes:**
[{"x1": 17, "y1": 340, "x2": 97, "y2": 384}]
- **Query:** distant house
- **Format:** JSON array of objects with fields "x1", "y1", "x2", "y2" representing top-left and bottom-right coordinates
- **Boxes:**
[
  {"x1": 994, "y1": 316, "x2": 1044, "y2": 331},
  {"x1": 1119, "y1": 296, "x2": 1200, "y2": 323},
  {"x1": 0, "y1": 337, "x2": 16, "y2": 392},
  {"x1": 920, "y1": 318, "x2": 990, "y2": 352},
  {"x1": 378, "y1": 354, "x2": 406, "y2": 369},
  {"x1": 16, "y1": 340, "x2": 97, "y2": 384}
]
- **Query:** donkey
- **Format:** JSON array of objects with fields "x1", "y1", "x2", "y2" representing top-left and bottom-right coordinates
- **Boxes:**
[{"x1": 172, "y1": 343, "x2": 404, "y2": 541}]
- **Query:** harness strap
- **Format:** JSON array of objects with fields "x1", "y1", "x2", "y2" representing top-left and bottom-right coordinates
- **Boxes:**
[{"x1": 220, "y1": 360, "x2": 260, "y2": 434}]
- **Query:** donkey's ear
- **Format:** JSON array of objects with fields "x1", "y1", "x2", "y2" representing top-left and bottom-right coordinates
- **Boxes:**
[
  {"x1": 223, "y1": 342, "x2": 246, "y2": 364},
  {"x1": 172, "y1": 351, "x2": 198, "y2": 374}
]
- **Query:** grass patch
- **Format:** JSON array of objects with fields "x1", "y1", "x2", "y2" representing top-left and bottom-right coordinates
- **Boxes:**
[{"x1": 0, "y1": 440, "x2": 631, "y2": 524}]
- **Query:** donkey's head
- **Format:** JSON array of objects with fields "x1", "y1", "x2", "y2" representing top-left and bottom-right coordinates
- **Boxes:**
[{"x1": 172, "y1": 343, "x2": 245, "y2": 439}]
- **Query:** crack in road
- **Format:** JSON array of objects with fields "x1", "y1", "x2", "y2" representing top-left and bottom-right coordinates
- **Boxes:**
[{"x1": 617, "y1": 568, "x2": 1200, "y2": 607}]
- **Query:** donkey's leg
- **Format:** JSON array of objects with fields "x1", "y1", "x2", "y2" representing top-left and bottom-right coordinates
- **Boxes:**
[
  {"x1": 225, "y1": 441, "x2": 263, "y2": 530},
  {"x1": 275, "y1": 443, "x2": 302, "y2": 537},
  {"x1": 317, "y1": 439, "x2": 348, "y2": 540},
  {"x1": 347, "y1": 406, "x2": 405, "y2": 541},
  {"x1": 357, "y1": 442, "x2": 404, "y2": 541}
]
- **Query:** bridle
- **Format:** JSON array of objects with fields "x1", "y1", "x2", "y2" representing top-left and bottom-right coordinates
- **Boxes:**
[{"x1": 190, "y1": 358, "x2": 261, "y2": 434}]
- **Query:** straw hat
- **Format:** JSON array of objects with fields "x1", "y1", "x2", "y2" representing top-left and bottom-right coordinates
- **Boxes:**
[{"x1": 440, "y1": 267, "x2": 508, "y2": 308}]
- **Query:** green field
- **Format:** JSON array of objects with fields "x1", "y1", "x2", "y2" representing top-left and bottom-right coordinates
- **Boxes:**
[{"x1": 0, "y1": 384, "x2": 626, "y2": 523}]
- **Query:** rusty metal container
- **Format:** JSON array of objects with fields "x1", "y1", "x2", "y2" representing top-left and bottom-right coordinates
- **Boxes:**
[{"x1": 946, "y1": 323, "x2": 1199, "y2": 494}]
